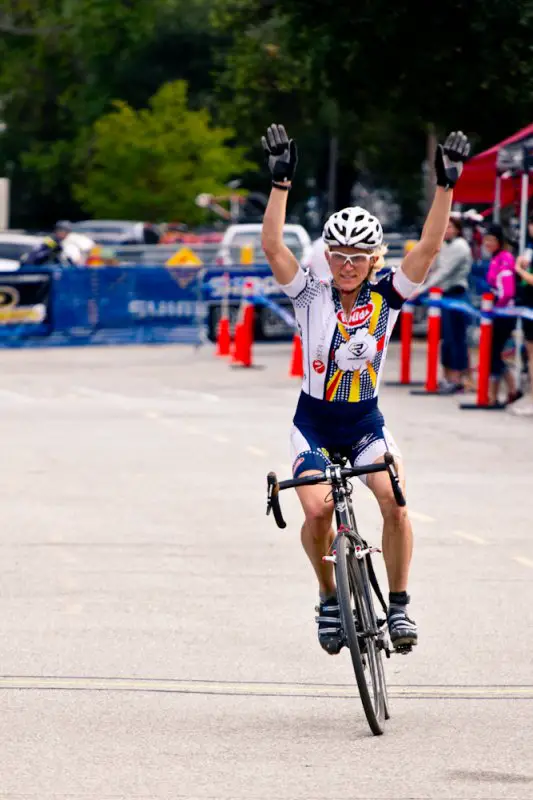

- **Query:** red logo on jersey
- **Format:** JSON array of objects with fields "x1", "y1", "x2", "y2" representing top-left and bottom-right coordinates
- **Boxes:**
[
  {"x1": 313, "y1": 359, "x2": 326, "y2": 374},
  {"x1": 336, "y1": 302, "x2": 374, "y2": 327}
]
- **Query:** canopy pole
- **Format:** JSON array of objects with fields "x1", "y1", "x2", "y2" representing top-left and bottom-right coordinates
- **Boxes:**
[
  {"x1": 493, "y1": 175, "x2": 501, "y2": 223},
  {"x1": 518, "y1": 167, "x2": 529, "y2": 255}
]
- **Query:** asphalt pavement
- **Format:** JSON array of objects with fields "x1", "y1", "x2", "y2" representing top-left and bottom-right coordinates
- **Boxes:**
[{"x1": 0, "y1": 341, "x2": 532, "y2": 799}]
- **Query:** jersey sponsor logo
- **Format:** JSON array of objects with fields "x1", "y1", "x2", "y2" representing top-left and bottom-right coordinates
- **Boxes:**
[
  {"x1": 292, "y1": 456, "x2": 305, "y2": 473},
  {"x1": 334, "y1": 329, "x2": 377, "y2": 372},
  {"x1": 336, "y1": 302, "x2": 374, "y2": 327},
  {"x1": 313, "y1": 359, "x2": 326, "y2": 374}
]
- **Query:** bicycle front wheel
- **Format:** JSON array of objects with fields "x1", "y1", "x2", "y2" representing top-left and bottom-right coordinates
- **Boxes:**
[{"x1": 335, "y1": 534, "x2": 387, "y2": 736}]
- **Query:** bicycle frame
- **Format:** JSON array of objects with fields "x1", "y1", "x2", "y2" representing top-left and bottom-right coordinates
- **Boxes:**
[{"x1": 265, "y1": 453, "x2": 404, "y2": 734}]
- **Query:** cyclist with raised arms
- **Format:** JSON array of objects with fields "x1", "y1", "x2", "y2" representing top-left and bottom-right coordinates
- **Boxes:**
[{"x1": 261, "y1": 124, "x2": 470, "y2": 654}]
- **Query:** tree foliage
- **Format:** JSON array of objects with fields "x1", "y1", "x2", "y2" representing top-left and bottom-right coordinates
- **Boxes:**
[
  {"x1": 213, "y1": 0, "x2": 533, "y2": 221},
  {"x1": 74, "y1": 81, "x2": 254, "y2": 223},
  {"x1": 2, "y1": 0, "x2": 533, "y2": 227},
  {"x1": 0, "y1": 0, "x2": 226, "y2": 226}
]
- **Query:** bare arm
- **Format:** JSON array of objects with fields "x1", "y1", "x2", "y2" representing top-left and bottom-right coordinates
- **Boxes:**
[
  {"x1": 402, "y1": 131, "x2": 471, "y2": 286},
  {"x1": 516, "y1": 262, "x2": 533, "y2": 286},
  {"x1": 260, "y1": 124, "x2": 299, "y2": 285},
  {"x1": 261, "y1": 185, "x2": 299, "y2": 284},
  {"x1": 402, "y1": 187, "x2": 453, "y2": 284}
]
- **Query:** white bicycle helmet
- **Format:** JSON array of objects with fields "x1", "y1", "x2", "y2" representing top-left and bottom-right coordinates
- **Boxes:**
[{"x1": 323, "y1": 206, "x2": 383, "y2": 251}]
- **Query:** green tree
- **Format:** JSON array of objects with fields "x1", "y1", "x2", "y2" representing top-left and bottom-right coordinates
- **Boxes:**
[
  {"x1": 74, "y1": 80, "x2": 254, "y2": 223},
  {"x1": 214, "y1": 0, "x2": 533, "y2": 222},
  {"x1": 0, "y1": 0, "x2": 229, "y2": 226}
]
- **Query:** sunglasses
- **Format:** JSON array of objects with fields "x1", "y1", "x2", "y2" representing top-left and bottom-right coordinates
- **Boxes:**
[{"x1": 329, "y1": 251, "x2": 374, "y2": 268}]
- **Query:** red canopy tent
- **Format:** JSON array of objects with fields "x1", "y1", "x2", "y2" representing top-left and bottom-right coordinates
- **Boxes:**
[{"x1": 454, "y1": 122, "x2": 533, "y2": 205}]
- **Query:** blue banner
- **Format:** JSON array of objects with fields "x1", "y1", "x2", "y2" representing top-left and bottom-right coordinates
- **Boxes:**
[
  {"x1": 0, "y1": 266, "x2": 206, "y2": 348},
  {"x1": 202, "y1": 265, "x2": 286, "y2": 303}
]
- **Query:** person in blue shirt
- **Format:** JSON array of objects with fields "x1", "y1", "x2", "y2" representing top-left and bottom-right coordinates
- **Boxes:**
[{"x1": 20, "y1": 221, "x2": 74, "y2": 267}]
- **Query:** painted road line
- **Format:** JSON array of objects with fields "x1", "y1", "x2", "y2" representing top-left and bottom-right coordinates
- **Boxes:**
[
  {"x1": 0, "y1": 389, "x2": 35, "y2": 403},
  {"x1": 246, "y1": 445, "x2": 267, "y2": 457},
  {"x1": 167, "y1": 389, "x2": 221, "y2": 403},
  {"x1": 513, "y1": 556, "x2": 533, "y2": 569},
  {"x1": 409, "y1": 511, "x2": 436, "y2": 523},
  {"x1": 453, "y1": 530, "x2": 487, "y2": 545},
  {"x1": 0, "y1": 676, "x2": 532, "y2": 700}
]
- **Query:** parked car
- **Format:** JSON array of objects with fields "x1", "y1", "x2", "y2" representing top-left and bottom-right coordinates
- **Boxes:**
[
  {"x1": 215, "y1": 223, "x2": 312, "y2": 266},
  {"x1": 71, "y1": 220, "x2": 143, "y2": 245},
  {"x1": 0, "y1": 232, "x2": 43, "y2": 271}
]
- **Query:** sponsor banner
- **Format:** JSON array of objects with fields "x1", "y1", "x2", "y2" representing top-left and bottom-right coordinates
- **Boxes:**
[
  {"x1": 94, "y1": 266, "x2": 205, "y2": 329},
  {"x1": 0, "y1": 272, "x2": 51, "y2": 331},
  {"x1": 0, "y1": 266, "x2": 206, "y2": 348},
  {"x1": 202, "y1": 266, "x2": 285, "y2": 302}
]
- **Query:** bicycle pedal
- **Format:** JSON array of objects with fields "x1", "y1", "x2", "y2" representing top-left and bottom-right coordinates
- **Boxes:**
[{"x1": 394, "y1": 643, "x2": 413, "y2": 655}]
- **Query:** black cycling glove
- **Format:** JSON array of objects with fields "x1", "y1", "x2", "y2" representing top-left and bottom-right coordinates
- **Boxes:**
[
  {"x1": 435, "y1": 131, "x2": 471, "y2": 190},
  {"x1": 261, "y1": 124, "x2": 298, "y2": 188}
]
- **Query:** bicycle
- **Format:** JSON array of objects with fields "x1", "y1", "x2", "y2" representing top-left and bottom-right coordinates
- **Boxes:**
[{"x1": 266, "y1": 452, "x2": 409, "y2": 736}]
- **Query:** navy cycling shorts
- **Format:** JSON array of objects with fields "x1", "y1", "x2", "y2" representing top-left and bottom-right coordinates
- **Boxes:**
[{"x1": 290, "y1": 423, "x2": 401, "y2": 485}]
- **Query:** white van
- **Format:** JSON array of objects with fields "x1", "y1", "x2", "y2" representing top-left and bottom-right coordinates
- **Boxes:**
[{"x1": 215, "y1": 223, "x2": 312, "y2": 266}]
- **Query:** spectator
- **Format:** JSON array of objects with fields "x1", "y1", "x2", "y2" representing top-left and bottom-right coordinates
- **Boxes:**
[
  {"x1": 20, "y1": 220, "x2": 74, "y2": 267},
  {"x1": 511, "y1": 213, "x2": 533, "y2": 416},
  {"x1": 484, "y1": 223, "x2": 521, "y2": 407},
  {"x1": 62, "y1": 230, "x2": 96, "y2": 265},
  {"x1": 160, "y1": 222, "x2": 187, "y2": 244},
  {"x1": 131, "y1": 222, "x2": 160, "y2": 245},
  {"x1": 413, "y1": 216, "x2": 473, "y2": 394}
]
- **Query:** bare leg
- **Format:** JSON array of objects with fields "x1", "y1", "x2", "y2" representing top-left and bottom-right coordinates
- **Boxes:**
[
  {"x1": 503, "y1": 368, "x2": 516, "y2": 398},
  {"x1": 366, "y1": 458, "x2": 412, "y2": 592},
  {"x1": 296, "y1": 472, "x2": 335, "y2": 596},
  {"x1": 489, "y1": 377, "x2": 501, "y2": 405},
  {"x1": 447, "y1": 368, "x2": 462, "y2": 385}
]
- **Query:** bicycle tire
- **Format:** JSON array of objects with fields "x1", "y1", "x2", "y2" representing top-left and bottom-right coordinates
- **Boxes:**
[
  {"x1": 335, "y1": 534, "x2": 386, "y2": 735},
  {"x1": 347, "y1": 504, "x2": 390, "y2": 721},
  {"x1": 349, "y1": 555, "x2": 390, "y2": 722}
]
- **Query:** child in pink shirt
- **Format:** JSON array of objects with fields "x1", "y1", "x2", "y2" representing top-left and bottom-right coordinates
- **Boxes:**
[
  {"x1": 486, "y1": 248, "x2": 516, "y2": 308},
  {"x1": 483, "y1": 224, "x2": 519, "y2": 406}
]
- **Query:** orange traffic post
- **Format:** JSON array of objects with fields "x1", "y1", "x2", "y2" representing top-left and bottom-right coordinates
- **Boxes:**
[
  {"x1": 476, "y1": 293, "x2": 494, "y2": 406},
  {"x1": 460, "y1": 293, "x2": 501, "y2": 411},
  {"x1": 231, "y1": 279, "x2": 257, "y2": 369},
  {"x1": 289, "y1": 334, "x2": 304, "y2": 378},
  {"x1": 216, "y1": 272, "x2": 231, "y2": 356},
  {"x1": 410, "y1": 288, "x2": 443, "y2": 396},
  {"x1": 231, "y1": 321, "x2": 244, "y2": 364},
  {"x1": 425, "y1": 288, "x2": 442, "y2": 392},
  {"x1": 400, "y1": 303, "x2": 414, "y2": 384},
  {"x1": 239, "y1": 302, "x2": 255, "y2": 368},
  {"x1": 386, "y1": 301, "x2": 423, "y2": 387}
]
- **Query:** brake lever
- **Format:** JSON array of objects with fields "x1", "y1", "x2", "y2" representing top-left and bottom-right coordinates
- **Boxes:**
[{"x1": 384, "y1": 452, "x2": 406, "y2": 507}]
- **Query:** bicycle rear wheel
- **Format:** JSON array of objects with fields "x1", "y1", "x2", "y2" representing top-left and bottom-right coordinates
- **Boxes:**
[{"x1": 335, "y1": 533, "x2": 387, "y2": 735}]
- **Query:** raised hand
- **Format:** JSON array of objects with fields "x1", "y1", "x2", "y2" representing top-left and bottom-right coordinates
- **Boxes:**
[
  {"x1": 435, "y1": 131, "x2": 471, "y2": 189},
  {"x1": 261, "y1": 124, "x2": 298, "y2": 186}
]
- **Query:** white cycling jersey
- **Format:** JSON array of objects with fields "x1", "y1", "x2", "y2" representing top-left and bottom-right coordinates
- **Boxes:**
[{"x1": 280, "y1": 266, "x2": 419, "y2": 404}]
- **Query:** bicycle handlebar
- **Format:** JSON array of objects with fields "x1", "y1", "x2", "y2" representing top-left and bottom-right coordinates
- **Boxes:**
[{"x1": 266, "y1": 451, "x2": 406, "y2": 530}]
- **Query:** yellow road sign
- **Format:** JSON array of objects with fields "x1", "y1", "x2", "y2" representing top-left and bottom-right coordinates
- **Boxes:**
[{"x1": 166, "y1": 247, "x2": 203, "y2": 267}]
